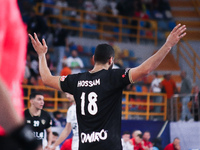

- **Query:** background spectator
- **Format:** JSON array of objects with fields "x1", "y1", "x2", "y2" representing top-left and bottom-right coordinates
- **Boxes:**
[
  {"x1": 52, "y1": 111, "x2": 66, "y2": 127},
  {"x1": 179, "y1": 71, "x2": 193, "y2": 121},
  {"x1": 111, "y1": 43, "x2": 123, "y2": 68},
  {"x1": 67, "y1": 0, "x2": 84, "y2": 9},
  {"x1": 164, "y1": 137, "x2": 180, "y2": 150},
  {"x1": 161, "y1": 73, "x2": 178, "y2": 120},
  {"x1": 24, "y1": 56, "x2": 31, "y2": 82},
  {"x1": 41, "y1": 0, "x2": 55, "y2": 14},
  {"x1": 60, "y1": 62, "x2": 72, "y2": 76},
  {"x1": 132, "y1": 130, "x2": 142, "y2": 140},
  {"x1": 150, "y1": 72, "x2": 163, "y2": 120},
  {"x1": 132, "y1": 133, "x2": 144, "y2": 150},
  {"x1": 121, "y1": 131, "x2": 133, "y2": 150},
  {"x1": 54, "y1": 0, "x2": 68, "y2": 15},
  {"x1": 43, "y1": 28, "x2": 54, "y2": 52},
  {"x1": 143, "y1": 131, "x2": 153, "y2": 150},
  {"x1": 52, "y1": 21, "x2": 69, "y2": 75},
  {"x1": 110, "y1": 0, "x2": 118, "y2": 16},
  {"x1": 94, "y1": 0, "x2": 108, "y2": 13},
  {"x1": 153, "y1": 137, "x2": 163, "y2": 150},
  {"x1": 83, "y1": 0, "x2": 96, "y2": 21},
  {"x1": 191, "y1": 85, "x2": 200, "y2": 121},
  {"x1": 27, "y1": 9, "x2": 48, "y2": 36},
  {"x1": 66, "y1": 50, "x2": 84, "y2": 74},
  {"x1": 29, "y1": 56, "x2": 39, "y2": 83},
  {"x1": 46, "y1": 53, "x2": 56, "y2": 75}
]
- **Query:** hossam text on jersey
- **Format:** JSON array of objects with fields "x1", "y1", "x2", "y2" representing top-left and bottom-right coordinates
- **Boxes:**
[{"x1": 77, "y1": 79, "x2": 100, "y2": 87}]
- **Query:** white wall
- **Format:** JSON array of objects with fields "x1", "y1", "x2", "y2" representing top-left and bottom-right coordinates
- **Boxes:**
[{"x1": 170, "y1": 122, "x2": 200, "y2": 150}]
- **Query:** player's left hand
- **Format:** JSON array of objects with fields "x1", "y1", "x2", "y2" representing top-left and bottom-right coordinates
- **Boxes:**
[
  {"x1": 28, "y1": 33, "x2": 48, "y2": 56},
  {"x1": 165, "y1": 24, "x2": 186, "y2": 48}
]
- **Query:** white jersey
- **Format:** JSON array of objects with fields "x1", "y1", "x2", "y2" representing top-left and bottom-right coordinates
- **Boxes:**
[
  {"x1": 66, "y1": 56, "x2": 84, "y2": 74},
  {"x1": 121, "y1": 139, "x2": 133, "y2": 150},
  {"x1": 151, "y1": 78, "x2": 162, "y2": 93},
  {"x1": 67, "y1": 104, "x2": 79, "y2": 150}
]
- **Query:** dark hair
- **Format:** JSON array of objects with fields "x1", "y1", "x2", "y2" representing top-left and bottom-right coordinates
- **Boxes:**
[
  {"x1": 52, "y1": 132, "x2": 59, "y2": 136},
  {"x1": 153, "y1": 137, "x2": 163, "y2": 150},
  {"x1": 94, "y1": 44, "x2": 115, "y2": 64},
  {"x1": 123, "y1": 131, "x2": 130, "y2": 135},
  {"x1": 137, "y1": 134, "x2": 143, "y2": 139},
  {"x1": 29, "y1": 92, "x2": 43, "y2": 100},
  {"x1": 53, "y1": 111, "x2": 61, "y2": 118}
]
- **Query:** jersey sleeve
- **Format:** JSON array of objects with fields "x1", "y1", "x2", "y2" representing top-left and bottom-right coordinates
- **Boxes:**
[
  {"x1": 110, "y1": 68, "x2": 132, "y2": 88},
  {"x1": 59, "y1": 74, "x2": 78, "y2": 94}
]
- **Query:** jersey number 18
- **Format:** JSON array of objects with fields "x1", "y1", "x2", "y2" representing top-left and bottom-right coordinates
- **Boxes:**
[{"x1": 81, "y1": 92, "x2": 98, "y2": 115}]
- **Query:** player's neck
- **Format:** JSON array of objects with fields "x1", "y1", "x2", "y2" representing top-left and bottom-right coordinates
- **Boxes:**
[
  {"x1": 90, "y1": 63, "x2": 110, "y2": 73},
  {"x1": 29, "y1": 107, "x2": 41, "y2": 117}
]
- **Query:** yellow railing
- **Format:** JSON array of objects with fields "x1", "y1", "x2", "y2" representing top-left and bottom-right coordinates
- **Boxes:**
[
  {"x1": 34, "y1": 3, "x2": 158, "y2": 45},
  {"x1": 22, "y1": 85, "x2": 167, "y2": 120},
  {"x1": 23, "y1": 85, "x2": 70, "y2": 113},
  {"x1": 122, "y1": 91, "x2": 167, "y2": 120},
  {"x1": 177, "y1": 39, "x2": 200, "y2": 83}
]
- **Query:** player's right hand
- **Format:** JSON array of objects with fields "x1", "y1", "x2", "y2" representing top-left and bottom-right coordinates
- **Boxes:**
[{"x1": 28, "y1": 33, "x2": 48, "y2": 56}]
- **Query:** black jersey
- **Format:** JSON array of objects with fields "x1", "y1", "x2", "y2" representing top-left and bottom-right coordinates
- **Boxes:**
[
  {"x1": 60, "y1": 69, "x2": 131, "y2": 150},
  {"x1": 24, "y1": 109, "x2": 51, "y2": 145}
]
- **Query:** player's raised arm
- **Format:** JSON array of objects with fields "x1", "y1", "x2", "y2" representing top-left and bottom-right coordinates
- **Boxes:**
[
  {"x1": 29, "y1": 33, "x2": 61, "y2": 91},
  {"x1": 129, "y1": 24, "x2": 186, "y2": 82}
]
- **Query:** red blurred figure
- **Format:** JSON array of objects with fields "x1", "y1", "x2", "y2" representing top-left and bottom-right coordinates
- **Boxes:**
[
  {"x1": 143, "y1": 131, "x2": 153, "y2": 150},
  {"x1": 61, "y1": 138, "x2": 72, "y2": 150},
  {"x1": 0, "y1": 0, "x2": 42, "y2": 149},
  {"x1": 164, "y1": 138, "x2": 181, "y2": 150}
]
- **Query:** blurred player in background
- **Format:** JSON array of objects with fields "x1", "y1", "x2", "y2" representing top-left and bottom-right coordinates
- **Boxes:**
[
  {"x1": 24, "y1": 92, "x2": 53, "y2": 149},
  {"x1": 50, "y1": 92, "x2": 79, "y2": 150},
  {"x1": 0, "y1": 0, "x2": 41, "y2": 149}
]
